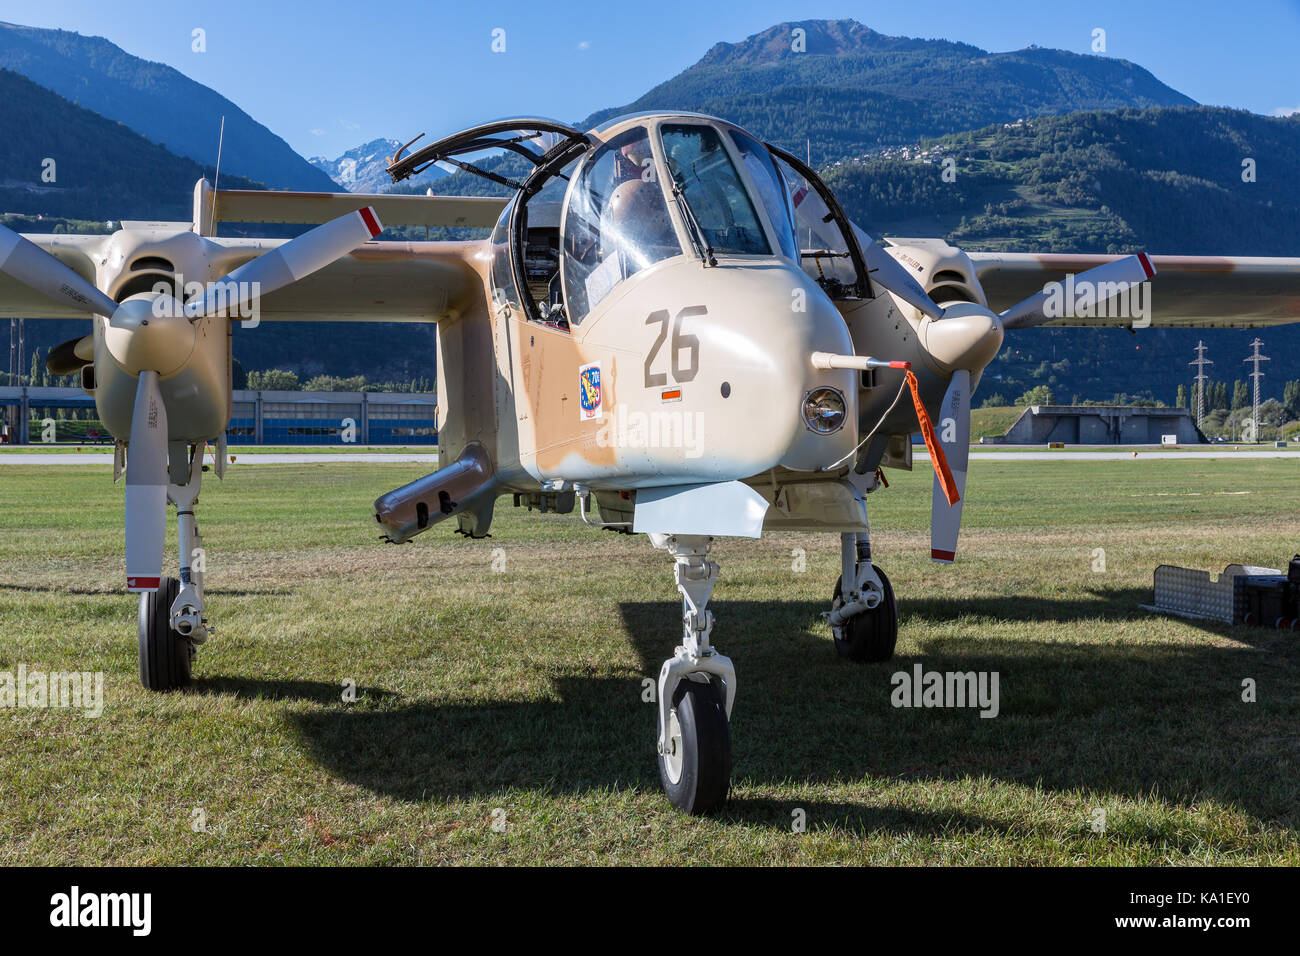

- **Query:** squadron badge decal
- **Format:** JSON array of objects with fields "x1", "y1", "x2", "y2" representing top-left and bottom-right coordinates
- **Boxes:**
[{"x1": 578, "y1": 362, "x2": 603, "y2": 422}]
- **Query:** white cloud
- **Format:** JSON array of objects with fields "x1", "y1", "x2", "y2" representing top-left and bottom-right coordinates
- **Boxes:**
[
  {"x1": 577, "y1": 40, "x2": 590, "y2": 50},
  {"x1": 1271, "y1": 105, "x2": 1300, "y2": 117},
  {"x1": 309, "y1": 128, "x2": 325, "y2": 136}
]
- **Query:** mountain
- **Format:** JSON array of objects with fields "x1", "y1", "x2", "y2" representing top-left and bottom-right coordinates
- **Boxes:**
[
  {"x1": 584, "y1": 19, "x2": 1196, "y2": 162},
  {"x1": 818, "y1": 105, "x2": 1300, "y2": 405},
  {"x1": 0, "y1": 67, "x2": 261, "y2": 223},
  {"x1": 8, "y1": 18, "x2": 1295, "y2": 409},
  {"x1": 310, "y1": 138, "x2": 447, "y2": 194},
  {"x1": 0, "y1": 21, "x2": 340, "y2": 192}
]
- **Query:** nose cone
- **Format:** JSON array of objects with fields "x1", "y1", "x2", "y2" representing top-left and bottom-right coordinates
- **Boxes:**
[
  {"x1": 920, "y1": 303, "x2": 1004, "y2": 374},
  {"x1": 103, "y1": 295, "x2": 195, "y2": 376}
]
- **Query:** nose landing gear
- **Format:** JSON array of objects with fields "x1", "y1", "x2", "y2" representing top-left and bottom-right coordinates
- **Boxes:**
[
  {"x1": 827, "y1": 531, "x2": 898, "y2": 662},
  {"x1": 652, "y1": 533, "x2": 734, "y2": 815},
  {"x1": 138, "y1": 443, "x2": 212, "y2": 691}
]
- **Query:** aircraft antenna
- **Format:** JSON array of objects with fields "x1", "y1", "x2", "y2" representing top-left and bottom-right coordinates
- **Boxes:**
[{"x1": 209, "y1": 115, "x2": 226, "y2": 238}]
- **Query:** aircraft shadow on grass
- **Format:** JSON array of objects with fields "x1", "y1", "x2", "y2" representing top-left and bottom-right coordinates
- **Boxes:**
[{"x1": 272, "y1": 589, "x2": 1296, "y2": 836}]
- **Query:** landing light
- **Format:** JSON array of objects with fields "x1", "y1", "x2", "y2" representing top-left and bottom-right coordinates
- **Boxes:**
[{"x1": 802, "y1": 387, "x2": 847, "y2": 435}]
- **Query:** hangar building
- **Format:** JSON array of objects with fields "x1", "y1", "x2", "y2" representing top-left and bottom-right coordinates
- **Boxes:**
[{"x1": 987, "y1": 404, "x2": 1203, "y2": 445}]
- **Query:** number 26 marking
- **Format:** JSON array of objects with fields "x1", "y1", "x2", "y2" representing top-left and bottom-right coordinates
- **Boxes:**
[{"x1": 644, "y1": 306, "x2": 703, "y2": 387}]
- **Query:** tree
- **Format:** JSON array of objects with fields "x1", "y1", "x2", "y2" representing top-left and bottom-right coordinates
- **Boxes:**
[
  {"x1": 1015, "y1": 385, "x2": 1055, "y2": 406},
  {"x1": 231, "y1": 357, "x2": 247, "y2": 390},
  {"x1": 1284, "y1": 380, "x2": 1300, "y2": 421},
  {"x1": 247, "y1": 369, "x2": 300, "y2": 390},
  {"x1": 1176, "y1": 384, "x2": 1187, "y2": 409},
  {"x1": 979, "y1": 393, "x2": 1007, "y2": 408},
  {"x1": 1232, "y1": 380, "x2": 1249, "y2": 411}
]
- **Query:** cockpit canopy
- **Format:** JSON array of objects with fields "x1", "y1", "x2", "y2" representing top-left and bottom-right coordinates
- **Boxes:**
[{"x1": 389, "y1": 114, "x2": 870, "y2": 332}]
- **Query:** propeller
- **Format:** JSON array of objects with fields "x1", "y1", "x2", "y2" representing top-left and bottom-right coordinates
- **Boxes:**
[
  {"x1": 930, "y1": 369, "x2": 970, "y2": 563},
  {"x1": 0, "y1": 224, "x2": 119, "y2": 317},
  {"x1": 125, "y1": 371, "x2": 169, "y2": 592},
  {"x1": 852, "y1": 226, "x2": 944, "y2": 321},
  {"x1": 852, "y1": 245, "x2": 1154, "y2": 564},
  {"x1": 1000, "y1": 253, "x2": 1155, "y2": 330},
  {"x1": 0, "y1": 208, "x2": 384, "y2": 591},
  {"x1": 182, "y1": 207, "x2": 382, "y2": 320}
]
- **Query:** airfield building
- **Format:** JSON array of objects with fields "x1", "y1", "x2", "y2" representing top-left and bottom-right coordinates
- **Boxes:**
[
  {"x1": 0, "y1": 386, "x2": 437, "y2": 445},
  {"x1": 987, "y1": 404, "x2": 1203, "y2": 445}
]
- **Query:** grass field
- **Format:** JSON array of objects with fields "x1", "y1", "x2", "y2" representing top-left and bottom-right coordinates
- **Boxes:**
[{"x1": 0, "y1": 457, "x2": 1298, "y2": 865}]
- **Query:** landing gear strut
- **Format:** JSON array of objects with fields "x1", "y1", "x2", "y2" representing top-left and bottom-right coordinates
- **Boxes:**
[
  {"x1": 138, "y1": 443, "x2": 211, "y2": 690},
  {"x1": 652, "y1": 533, "x2": 734, "y2": 814},
  {"x1": 827, "y1": 530, "x2": 898, "y2": 662}
]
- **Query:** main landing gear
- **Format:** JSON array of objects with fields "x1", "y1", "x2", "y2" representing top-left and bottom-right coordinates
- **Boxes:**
[
  {"x1": 827, "y1": 530, "x2": 898, "y2": 662},
  {"x1": 652, "y1": 533, "x2": 734, "y2": 815},
  {"x1": 138, "y1": 443, "x2": 212, "y2": 691}
]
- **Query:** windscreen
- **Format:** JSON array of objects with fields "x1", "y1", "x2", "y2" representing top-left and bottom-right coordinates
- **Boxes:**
[
  {"x1": 562, "y1": 126, "x2": 681, "y2": 324},
  {"x1": 660, "y1": 124, "x2": 771, "y2": 258}
]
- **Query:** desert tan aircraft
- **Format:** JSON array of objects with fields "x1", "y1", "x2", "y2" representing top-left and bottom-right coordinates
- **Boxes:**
[{"x1": 3, "y1": 112, "x2": 1299, "y2": 813}]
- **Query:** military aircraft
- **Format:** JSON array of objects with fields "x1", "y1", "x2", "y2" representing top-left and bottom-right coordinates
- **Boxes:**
[{"x1": 3, "y1": 112, "x2": 1299, "y2": 813}]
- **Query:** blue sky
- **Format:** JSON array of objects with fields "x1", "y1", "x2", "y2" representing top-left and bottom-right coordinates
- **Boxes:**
[{"x1": 1, "y1": 0, "x2": 1296, "y2": 160}]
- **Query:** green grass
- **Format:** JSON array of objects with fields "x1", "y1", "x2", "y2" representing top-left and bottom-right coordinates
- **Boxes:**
[
  {"x1": 971, "y1": 405, "x2": 1024, "y2": 439},
  {"x1": 0, "y1": 458, "x2": 1297, "y2": 864}
]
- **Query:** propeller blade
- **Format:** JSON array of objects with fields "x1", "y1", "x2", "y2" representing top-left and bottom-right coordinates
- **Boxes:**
[
  {"x1": 1000, "y1": 253, "x2": 1155, "y2": 330},
  {"x1": 0, "y1": 223, "x2": 120, "y2": 317},
  {"x1": 852, "y1": 226, "x2": 943, "y2": 320},
  {"x1": 125, "y1": 371, "x2": 169, "y2": 593},
  {"x1": 183, "y1": 207, "x2": 383, "y2": 319},
  {"x1": 45, "y1": 335, "x2": 94, "y2": 376},
  {"x1": 930, "y1": 369, "x2": 971, "y2": 564}
]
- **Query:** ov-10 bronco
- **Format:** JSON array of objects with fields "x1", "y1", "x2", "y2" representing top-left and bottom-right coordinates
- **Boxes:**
[{"x1": 3, "y1": 112, "x2": 1298, "y2": 813}]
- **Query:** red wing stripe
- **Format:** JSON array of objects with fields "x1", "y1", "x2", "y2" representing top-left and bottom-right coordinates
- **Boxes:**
[
  {"x1": 1138, "y1": 252, "x2": 1155, "y2": 280},
  {"x1": 127, "y1": 576, "x2": 160, "y2": 590},
  {"x1": 931, "y1": 549, "x2": 955, "y2": 562},
  {"x1": 358, "y1": 207, "x2": 382, "y2": 238}
]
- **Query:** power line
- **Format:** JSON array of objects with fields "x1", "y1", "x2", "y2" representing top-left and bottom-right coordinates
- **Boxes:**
[
  {"x1": 1244, "y1": 337, "x2": 1270, "y2": 443},
  {"x1": 1189, "y1": 339, "x2": 1213, "y2": 428}
]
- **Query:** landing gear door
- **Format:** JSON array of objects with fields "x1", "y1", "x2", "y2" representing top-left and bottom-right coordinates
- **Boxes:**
[{"x1": 766, "y1": 145, "x2": 872, "y2": 302}]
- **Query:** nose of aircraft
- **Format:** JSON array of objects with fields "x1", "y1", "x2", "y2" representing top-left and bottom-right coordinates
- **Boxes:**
[
  {"x1": 919, "y1": 303, "x2": 1005, "y2": 374},
  {"x1": 740, "y1": 266, "x2": 860, "y2": 472}
]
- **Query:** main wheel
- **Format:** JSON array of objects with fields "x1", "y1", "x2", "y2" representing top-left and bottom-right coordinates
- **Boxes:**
[
  {"x1": 658, "y1": 678, "x2": 731, "y2": 815},
  {"x1": 831, "y1": 566, "x2": 898, "y2": 662},
  {"x1": 138, "y1": 576, "x2": 192, "y2": 691}
]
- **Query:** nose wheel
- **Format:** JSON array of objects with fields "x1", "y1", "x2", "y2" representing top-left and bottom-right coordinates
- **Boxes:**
[
  {"x1": 826, "y1": 531, "x2": 898, "y2": 662},
  {"x1": 658, "y1": 677, "x2": 732, "y2": 814},
  {"x1": 138, "y1": 576, "x2": 193, "y2": 690},
  {"x1": 830, "y1": 567, "x2": 897, "y2": 662}
]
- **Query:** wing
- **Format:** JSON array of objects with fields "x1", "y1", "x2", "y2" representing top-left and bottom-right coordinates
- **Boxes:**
[
  {"x1": 968, "y1": 252, "x2": 1300, "y2": 328},
  {"x1": 203, "y1": 238, "x2": 484, "y2": 323},
  {"x1": 1, "y1": 184, "x2": 498, "y2": 323}
]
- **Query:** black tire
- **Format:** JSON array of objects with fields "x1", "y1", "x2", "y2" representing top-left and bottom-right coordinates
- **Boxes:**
[
  {"x1": 658, "y1": 678, "x2": 731, "y2": 815},
  {"x1": 831, "y1": 566, "x2": 898, "y2": 662},
  {"x1": 138, "y1": 577, "x2": 192, "y2": 691}
]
